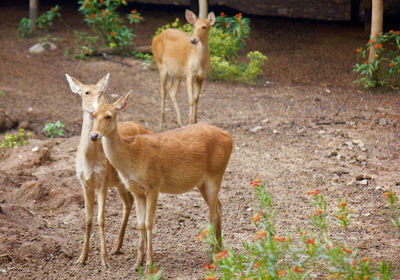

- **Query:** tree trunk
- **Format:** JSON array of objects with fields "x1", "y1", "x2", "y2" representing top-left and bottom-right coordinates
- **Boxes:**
[
  {"x1": 198, "y1": 0, "x2": 208, "y2": 18},
  {"x1": 368, "y1": 0, "x2": 383, "y2": 62},
  {"x1": 29, "y1": 0, "x2": 39, "y2": 32}
]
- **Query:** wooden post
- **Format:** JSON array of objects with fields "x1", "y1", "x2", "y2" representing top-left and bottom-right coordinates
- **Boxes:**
[
  {"x1": 29, "y1": 0, "x2": 39, "y2": 32},
  {"x1": 368, "y1": 0, "x2": 383, "y2": 62},
  {"x1": 198, "y1": 0, "x2": 208, "y2": 18}
]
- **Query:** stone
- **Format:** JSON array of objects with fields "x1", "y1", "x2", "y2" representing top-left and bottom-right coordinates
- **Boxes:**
[
  {"x1": 250, "y1": 126, "x2": 264, "y2": 133},
  {"x1": 29, "y1": 43, "x2": 45, "y2": 54},
  {"x1": 379, "y1": 118, "x2": 388, "y2": 126}
]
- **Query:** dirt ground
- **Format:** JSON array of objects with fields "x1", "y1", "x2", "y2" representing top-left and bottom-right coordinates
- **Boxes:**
[{"x1": 0, "y1": 2, "x2": 400, "y2": 279}]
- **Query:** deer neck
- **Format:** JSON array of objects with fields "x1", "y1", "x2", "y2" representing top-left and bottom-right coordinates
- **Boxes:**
[{"x1": 79, "y1": 111, "x2": 101, "y2": 158}]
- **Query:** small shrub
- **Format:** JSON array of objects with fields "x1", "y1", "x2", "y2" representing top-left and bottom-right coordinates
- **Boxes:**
[
  {"x1": 74, "y1": 0, "x2": 143, "y2": 57},
  {"x1": 36, "y1": 5, "x2": 61, "y2": 30},
  {"x1": 199, "y1": 181, "x2": 396, "y2": 279},
  {"x1": 353, "y1": 30, "x2": 400, "y2": 89},
  {"x1": 18, "y1": 18, "x2": 32, "y2": 37},
  {"x1": 383, "y1": 191, "x2": 400, "y2": 234},
  {"x1": 0, "y1": 129, "x2": 32, "y2": 148},
  {"x1": 42, "y1": 120, "x2": 64, "y2": 138}
]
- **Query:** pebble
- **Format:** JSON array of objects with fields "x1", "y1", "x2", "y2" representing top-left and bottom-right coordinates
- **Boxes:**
[
  {"x1": 249, "y1": 126, "x2": 264, "y2": 133},
  {"x1": 379, "y1": 118, "x2": 388, "y2": 126}
]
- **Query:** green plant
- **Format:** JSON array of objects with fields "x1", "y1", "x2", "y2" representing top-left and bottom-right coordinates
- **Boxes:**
[
  {"x1": 73, "y1": 31, "x2": 99, "y2": 58},
  {"x1": 42, "y1": 120, "x2": 64, "y2": 138},
  {"x1": 383, "y1": 191, "x2": 400, "y2": 234},
  {"x1": 137, "y1": 265, "x2": 163, "y2": 280},
  {"x1": 75, "y1": 0, "x2": 143, "y2": 56},
  {"x1": 0, "y1": 90, "x2": 5, "y2": 97},
  {"x1": 198, "y1": 181, "x2": 395, "y2": 279},
  {"x1": 353, "y1": 30, "x2": 400, "y2": 89},
  {"x1": 154, "y1": 13, "x2": 266, "y2": 84},
  {"x1": 36, "y1": 5, "x2": 61, "y2": 30},
  {"x1": 18, "y1": 17, "x2": 32, "y2": 37},
  {"x1": 0, "y1": 129, "x2": 32, "y2": 148}
]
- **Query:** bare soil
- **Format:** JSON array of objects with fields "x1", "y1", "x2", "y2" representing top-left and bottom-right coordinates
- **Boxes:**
[{"x1": 1, "y1": 2, "x2": 400, "y2": 280}]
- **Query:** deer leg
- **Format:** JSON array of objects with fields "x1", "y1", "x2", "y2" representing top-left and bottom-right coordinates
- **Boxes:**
[
  {"x1": 132, "y1": 192, "x2": 147, "y2": 269},
  {"x1": 160, "y1": 71, "x2": 168, "y2": 128},
  {"x1": 97, "y1": 185, "x2": 109, "y2": 267},
  {"x1": 144, "y1": 190, "x2": 159, "y2": 269},
  {"x1": 76, "y1": 183, "x2": 95, "y2": 266},
  {"x1": 169, "y1": 78, "x2": 182, "y2": 126},
  {"x1": 198, "y1": 178, "x2": 223, "y2": 250},
  {"x1": 192, "y1": 77, "x2": 204, "y2": 124},
  {"x1": 111, "y1": 183, "x2": 134, "y2": 255},
  {"x1": 186, "y1": 76, "x2": 195, "y2": 124}
]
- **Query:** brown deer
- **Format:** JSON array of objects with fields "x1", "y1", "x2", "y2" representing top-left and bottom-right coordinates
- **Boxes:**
[
  {"x1": 152, "y1": 9, "x2": 216, "y2": 127},
  {"x1": 89, "y1": 91, "x2": 233, "y2": 268},
  {"x1": 66, "y1": 74, "x2": 150, "y2": 267}
]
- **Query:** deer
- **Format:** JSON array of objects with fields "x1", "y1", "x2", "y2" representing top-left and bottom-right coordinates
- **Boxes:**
[
  {"x1": 89, "y1": 91, "x2": 233, "y2": 269},
  {"x1": 152, "y1": 9, "x2": 216, "y2": 127},
  {"x1": 65, "y1": 74, "x2": 150, "y2": 268}
]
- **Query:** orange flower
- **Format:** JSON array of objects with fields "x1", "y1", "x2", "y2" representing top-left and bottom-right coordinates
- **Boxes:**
[
  {"x1": 389, "y1": 62, "x2": 394, "y2": 67},
  {"x1": 253, "y1": 262, "x2": 261, "y2": 268},
  {"x1": 203, "y1": 263, "x2": 215, "y2": 270},
  {"x1": 195, "y1": 229, "x2": 210, "y2": 241},
  {"x1": 255, "y1": 230, "x2": 267, "y2": 240},
  {"x1": 250, "y1": 179, "x2": 261, "y2": 187},
  {"x1": 116, "y1": 24, "x2": 120, "y2": 27},
  {"x1": 220, "y1": 12, "x2": 225, "y2": 17},
  {"x1": 356, "y1": 48, "x2": 362, "y2": 53},
  {"x1": 375, "y1": 44, "x2": 382, "y2": 49},
  {"x1": 225, "y1": 22, "x2": 229, "y2": 26},
  {"x1": 396, "y1": 31, "x2": 399, "y2": 35},
  {"x1": 82, "y1": 0, "x2": 89, "y2": 7},
  {"x1": 375, "y1": 32, "x2": 379, "y2": 36},
  {"x1": 273, "y1": 235, "x2": 285, "y2": 242},
  {"x1": 277, "y1": 270, "x2": 287, "y2": 277},
  {"x1": 110, "y1": 31, "x2": 115, "y2": 36},
  {"x1": 307, "y1": 189, "x2": 320, "y2": 195},
  {"x1": 364, "y1": 276, "x2": 370, "y2": 280},
  {"x1": 306, "y1": 238, "x2": 315, "y2": 245},
  {"x1": 50, "y1": 7, "x2": 55, "y2": 11},
  {"x1": 342, "y1": 247, "x2": 352, "y2": 254},
  {"x1": 352, "y1": 260, "x2": 359, "y2": 265},
  {"x1": 292, "y1": 266, "x2": 303, "y2": 273},
  {"x1": 215, "y1": 250, "x2": 229, "y2": 261},
  {"x1": 253, "y1": 213, "x2": 261, "y2": 222},
  {"x1": 235, "y1": 13, "x2": 242, "y2": 18},
  {"x1": 337, "y1": 215, "x2": 344, "y2": 220},
  {"x1": 368, "y1": 39, "x2": 375, "y2": 44},
  {"x1": 362, "y1": 257, "x2": 370, "y2": 262},
  {"x1": 339, "y1": 201, "x2": 347, "y2": 207},
  {"x1": 131, "y1": 9, "x2": 137, "y2": 14},
  {"x1": 205, "y1": 275, "x2": 216, "y2": 280},
  {"x1": 99, "y1": 0, "x2": 104, "y2": 3},
  {"x1": 88, "y1": 13, "x2": 96, "y2": 19},
  {"x1": 364, "y1": 60, "x2": 369, "y2": 64},
  {"x1": 114, "y1": 17, "x2": 118, "y2": 21},
  {"x1": 315, "y1": 209, "x2": 323, "y2": 215}
]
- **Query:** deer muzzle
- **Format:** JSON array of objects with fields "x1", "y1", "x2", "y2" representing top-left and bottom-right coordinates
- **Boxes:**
[{"x1": 90, "y1": 132, "x2": 99, "y2": 141}]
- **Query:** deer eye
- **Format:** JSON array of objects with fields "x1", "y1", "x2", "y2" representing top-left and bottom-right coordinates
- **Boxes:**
[
  {"x1": 202, "y1": 26, "x2": 206, "y2": 29},
  {"x1": 106, "y1": 115, "x2": 112, "y2": 120},
  {"x1": 85, "y1": 91, "x2": 89, "y2": 95}
]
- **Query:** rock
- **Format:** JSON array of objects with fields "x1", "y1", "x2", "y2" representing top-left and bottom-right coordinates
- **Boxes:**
[
  {"x1": 249, "y1": 126, "x2": 264, "y2": 133},
  {"x1": 359, "y1": 179, "x2": 368, "y2": 185},
  {"x1": 29, "y1": 42, "x2": 57, "y2": 54},
  {"x1": 379, "y1": 118, "x2": 388, "y2": 126},
  {"x1": 375, "y1": 186, "x2": 382, "y2": 191},
  {"x1": 0, "y1": 109, "x2": 18, "y2": 132},
  {"x1": 329, "y1": 151, "x2": 338, "y2": 157},
  {"x1": 352, "y1": 139, "x2": 365, "y2": 148},
  {"x1": 18, "y1": 121, "x2": 30, "y2": 130},
  {"x1": 336, "y1": 154, "x2": 345, "y2": 161},
  {"x1": 356, "y1": 175, "x2": 372, "y2": 181},
  {"x1": 262, "y1": 118, "x2": 269, "y2": 123}
]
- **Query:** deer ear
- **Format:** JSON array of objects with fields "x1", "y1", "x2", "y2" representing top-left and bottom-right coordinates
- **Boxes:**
[
  {"x1": 114, "y1": 90, "x2": 131, "y2": 111},
  {"x1": 208, "y1": 12, "x2": 216, "y2": 26},
  {"x1": 66, "y1": 74, "x2": 83, "y2": 94},
  {"x1": 185, "y1": 9, "x2": 197, "y2": 25},
  {"x1": 96, "y1": 73, "x2": 110, "y2": 92}
]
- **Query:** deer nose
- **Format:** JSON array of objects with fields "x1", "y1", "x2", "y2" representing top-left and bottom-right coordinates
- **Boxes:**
[
  {"x1": 90, "y1": 132, "x2": 99, "y2": 141},
  {"x1": 190, "y1": 38, "x2": 198, "y2": 45}
]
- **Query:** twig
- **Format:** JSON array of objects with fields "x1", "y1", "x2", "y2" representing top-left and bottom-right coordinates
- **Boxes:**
[{"x1": 0, "y1": 254, "x2": 12, "y2": 262}]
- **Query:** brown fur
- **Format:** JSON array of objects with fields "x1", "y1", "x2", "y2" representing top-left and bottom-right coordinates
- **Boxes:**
[
  {"x1": 90, "y1": 92, "x2": 233, "y2": 269},
  {"x1": 152, "y1": 9, "x2": 216, "y2": 127},
  {"x1": 66, "y1": 74, "x2": 150, "y2": 267}
]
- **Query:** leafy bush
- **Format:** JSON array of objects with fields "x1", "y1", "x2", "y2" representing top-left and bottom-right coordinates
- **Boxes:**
[
  {"x1": 353, "y1": 30, "x2": 400, "y2": 89},
  {"x1": 154, "y1": 13, "x2": 266, "y2": 84},
  {"x1": 18, "y1": 18, "x2": 32, "y2": 37},
  {"x1": 198, "y1": 181, "x2": 396, "y2": 279},
  {"x1": 42, "y1": 120, "x2": 64, "y2": 138},
  {"x1": 75, "y1": 0, "x2": 143, "y2": 56},
  {"x1": 36, "y1": 5, "x2": 61, "y2": 30},
  {"x1": 17, "y1": 6, "x2": 61, "y2": 38},
  {"x1": 0, "y1": 129, "x2": 32, "y2": 148}
]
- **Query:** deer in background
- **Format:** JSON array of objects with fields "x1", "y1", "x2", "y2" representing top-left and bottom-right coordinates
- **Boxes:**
[
  {"x1": 152, "y1": 9, "x2": 216, "y2": 127},
  {"x1": 66, "y1": 74, "x2": 150, "y2": 267},
  {"x1": 89, "y1": 91, "x2": 233, "y2": 268}
]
